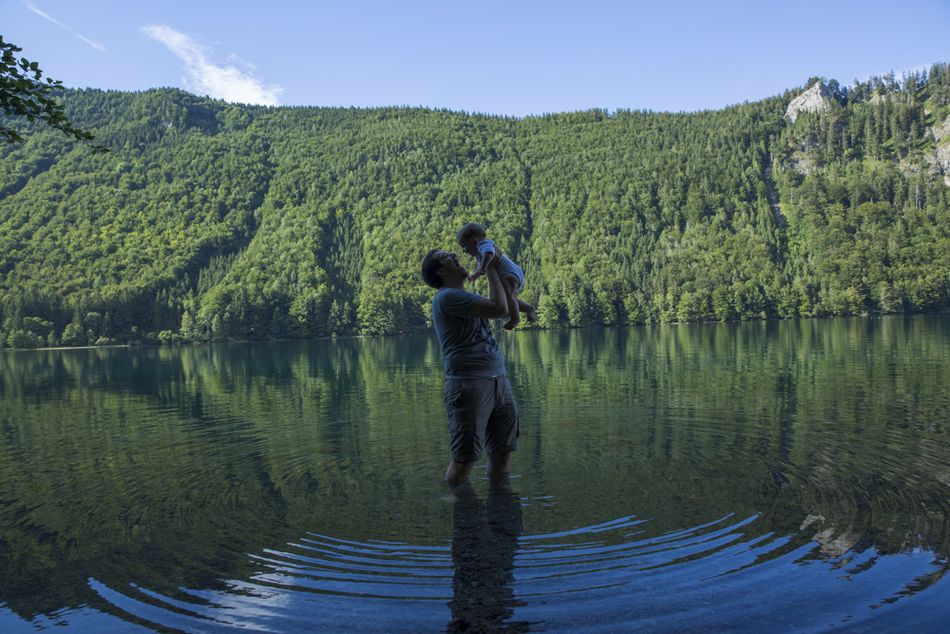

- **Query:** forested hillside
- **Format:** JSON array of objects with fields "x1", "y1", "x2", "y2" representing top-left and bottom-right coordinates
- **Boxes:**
[{"x1": 1, "y1": 64, "x2": 949, "y2": 347}]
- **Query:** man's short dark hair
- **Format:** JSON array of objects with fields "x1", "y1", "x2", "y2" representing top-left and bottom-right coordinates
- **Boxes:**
[
  {"x1": 457, "y1": 222, "x2": 486, "y2": 245},
  {"x1": 421, "y1": 249, "x2": 445, "y2": 288}
]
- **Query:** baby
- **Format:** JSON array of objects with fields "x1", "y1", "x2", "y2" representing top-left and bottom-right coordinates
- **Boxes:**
[{"x1": 457, "y1": 222, "x2": 537, "y2": 330}]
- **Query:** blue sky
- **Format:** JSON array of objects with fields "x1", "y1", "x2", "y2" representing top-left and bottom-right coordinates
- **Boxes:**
[{"x1": 5, "y1": 0, "x2": 950, "y2": 115}]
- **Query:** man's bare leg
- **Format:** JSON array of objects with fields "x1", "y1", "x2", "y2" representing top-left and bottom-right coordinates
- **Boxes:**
[
  {"x1": 445, "y1": 460, "x2": 476, "y2": 490},
  {"x1": 487, "y1": 451, "x2": 511, "y2": 487}
]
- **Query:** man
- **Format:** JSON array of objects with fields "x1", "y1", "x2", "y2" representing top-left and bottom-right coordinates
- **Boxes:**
[{"x1": 421, "y1": 249, "x2": 520, "y2": 488}]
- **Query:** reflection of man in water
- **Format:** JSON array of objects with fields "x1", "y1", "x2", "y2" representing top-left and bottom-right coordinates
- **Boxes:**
[
  {"x1": 421, "y1": 250, "x2": 519, "y2": 488},
  {"x1": 449, "y1": 483, "x2": 528, "y2": 633}
]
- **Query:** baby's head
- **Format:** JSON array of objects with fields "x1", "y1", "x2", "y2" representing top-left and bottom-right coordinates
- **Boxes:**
[{"x1": 457, "y1": 222, "x2": 487, "y2": 257}]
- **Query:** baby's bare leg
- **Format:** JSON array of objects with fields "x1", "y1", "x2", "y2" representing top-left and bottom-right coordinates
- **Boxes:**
[
  {"x1": 517, "y1": 296, "x2": 537, "y2": 322},
  {"x1": 502, "y1": 276, "x2": 520, "y2": 330}
]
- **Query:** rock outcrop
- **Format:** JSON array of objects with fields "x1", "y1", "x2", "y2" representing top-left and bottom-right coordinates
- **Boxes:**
[
  {"x1": 785, "y1": 81, "x2": 834, "y2": 123},
  {"x1": 932, "y1": 114, "x2": 950, "y2": 143},
  {"x1": 929, "y1": 114, "x2": 950, "y2": 186}
]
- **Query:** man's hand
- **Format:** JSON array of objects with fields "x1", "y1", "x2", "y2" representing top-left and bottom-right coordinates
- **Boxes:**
[
  {"x1": 467, "y1": 251, "x2": 498, "y2": 283},
  {"x1": 463, "y1": 259, "x2": 508, "y2": 319}
]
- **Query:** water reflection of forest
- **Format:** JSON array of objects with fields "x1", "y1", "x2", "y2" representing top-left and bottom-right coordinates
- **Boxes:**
[{"x1": 0, "y1": 316, "x2": 948, "y2": 619}]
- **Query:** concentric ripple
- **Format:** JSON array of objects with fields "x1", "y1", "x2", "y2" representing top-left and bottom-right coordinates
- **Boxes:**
[{"x1": 87, "y1": 506, "x2": 950, "y2": 632}]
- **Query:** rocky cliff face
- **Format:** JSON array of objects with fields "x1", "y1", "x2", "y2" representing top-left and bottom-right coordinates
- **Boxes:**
[
  {"x1": 785, "y1": 81, "x2": 834, "y2": 123},
  {"x1": 932, "y1": 116, "x2": 950, "y2": 142},
  {"x1": 931, "y1": 114, "x2": 950, "y2": 185}
]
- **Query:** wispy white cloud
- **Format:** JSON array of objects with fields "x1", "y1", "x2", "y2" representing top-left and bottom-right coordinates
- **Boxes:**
[
  {"x1": 142, "y1": 25, "x2": 282, "y2": 106},
  {"x1": 25, "y1": 2, "x2": 106, "y2": 52}
]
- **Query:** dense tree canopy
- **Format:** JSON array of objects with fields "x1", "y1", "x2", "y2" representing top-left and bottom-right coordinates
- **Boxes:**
[{"x1": 1, "y1": 64, "x2": 949, "y2": 347}]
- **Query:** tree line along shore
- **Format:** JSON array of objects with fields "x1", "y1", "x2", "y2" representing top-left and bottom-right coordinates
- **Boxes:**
[{"x1": 1, "y1": 64, "x2": 949, "y2": 348}]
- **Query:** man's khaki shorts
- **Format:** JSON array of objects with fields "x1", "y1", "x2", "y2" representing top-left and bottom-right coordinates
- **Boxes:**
[{"x1": 443, "y1": 376, "x2": 519, "y2": 462}]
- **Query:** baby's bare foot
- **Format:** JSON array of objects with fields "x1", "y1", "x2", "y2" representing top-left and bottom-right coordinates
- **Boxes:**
[
  {"x1": 503, "y1": 317, "x2": 519, "y2": 330},
  {"x1": 526, "y1": 308, "x2": 538, "y2": 322}
]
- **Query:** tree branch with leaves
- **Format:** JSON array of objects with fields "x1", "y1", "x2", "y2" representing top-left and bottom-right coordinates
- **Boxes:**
[{"x1": 0, "y1": 35, "x2": 103, "y2": 150}]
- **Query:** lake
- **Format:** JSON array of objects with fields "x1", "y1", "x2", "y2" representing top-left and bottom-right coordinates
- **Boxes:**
[{"x1": 1, "y1": 316, "x2": 948, "y2": 632}]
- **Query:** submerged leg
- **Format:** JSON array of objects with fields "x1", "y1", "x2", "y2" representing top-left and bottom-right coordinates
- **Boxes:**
[
  {"x1": 445, "y1": 460, "x2": 476, "y2": 489},
  {"x1": 486, "y1": 451, "x2": 511, "y2": 487}
]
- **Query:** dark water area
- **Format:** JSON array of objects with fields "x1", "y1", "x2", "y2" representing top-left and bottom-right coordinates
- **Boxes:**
[{"x1": 0, "y1": 316, "x2": 948, "y2": 632}]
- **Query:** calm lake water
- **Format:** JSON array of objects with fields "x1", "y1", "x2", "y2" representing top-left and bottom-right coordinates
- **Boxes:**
[{"x1": 1, "y1": 316, "x2": 948, "y2": 632}]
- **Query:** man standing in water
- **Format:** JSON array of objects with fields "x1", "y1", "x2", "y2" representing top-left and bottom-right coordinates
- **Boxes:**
[{"x1": 421, "y1": 249, "x2": 519, "y2": 488}]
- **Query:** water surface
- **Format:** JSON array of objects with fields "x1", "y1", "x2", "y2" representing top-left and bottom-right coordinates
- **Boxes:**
[{"x1": 1, "y1": 316, "x2": 948, "y2": 631}]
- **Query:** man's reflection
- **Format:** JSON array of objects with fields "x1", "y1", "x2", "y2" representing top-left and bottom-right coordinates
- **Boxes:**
[{"x1": 448, "y1": 482, "x2": 530, "y2": 632}]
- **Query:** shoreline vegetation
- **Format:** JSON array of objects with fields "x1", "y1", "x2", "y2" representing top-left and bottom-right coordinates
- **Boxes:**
[
  {"x1": 2, "y1": 65, "x2": 949, "y2": 350},
  {"x1": 3, "y1": 311, "x2": 946, "y2": 352}
]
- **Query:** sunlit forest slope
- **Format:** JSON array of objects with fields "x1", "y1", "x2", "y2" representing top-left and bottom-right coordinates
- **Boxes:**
[{"x1": 1, "y1": 65, "x2": 949, "y2": 346}]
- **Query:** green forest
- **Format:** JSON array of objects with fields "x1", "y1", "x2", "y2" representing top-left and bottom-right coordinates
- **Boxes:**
[{"x1": 1, "y1": 64, "x2": 949, "y2": 347}]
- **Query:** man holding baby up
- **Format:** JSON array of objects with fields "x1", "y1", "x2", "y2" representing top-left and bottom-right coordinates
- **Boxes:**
[{"x1": 420, "y1": 248, "x2": 520, "y2": 488}]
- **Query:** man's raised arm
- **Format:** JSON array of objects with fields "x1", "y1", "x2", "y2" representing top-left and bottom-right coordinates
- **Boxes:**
[{"x1": 466, "y1": 261, "x2": 508, "y2": 319}]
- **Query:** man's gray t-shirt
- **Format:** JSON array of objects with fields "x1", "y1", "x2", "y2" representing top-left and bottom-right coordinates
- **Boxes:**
[{"x1": 431, "y1": 287, "x2": 506, "y2": 379}]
